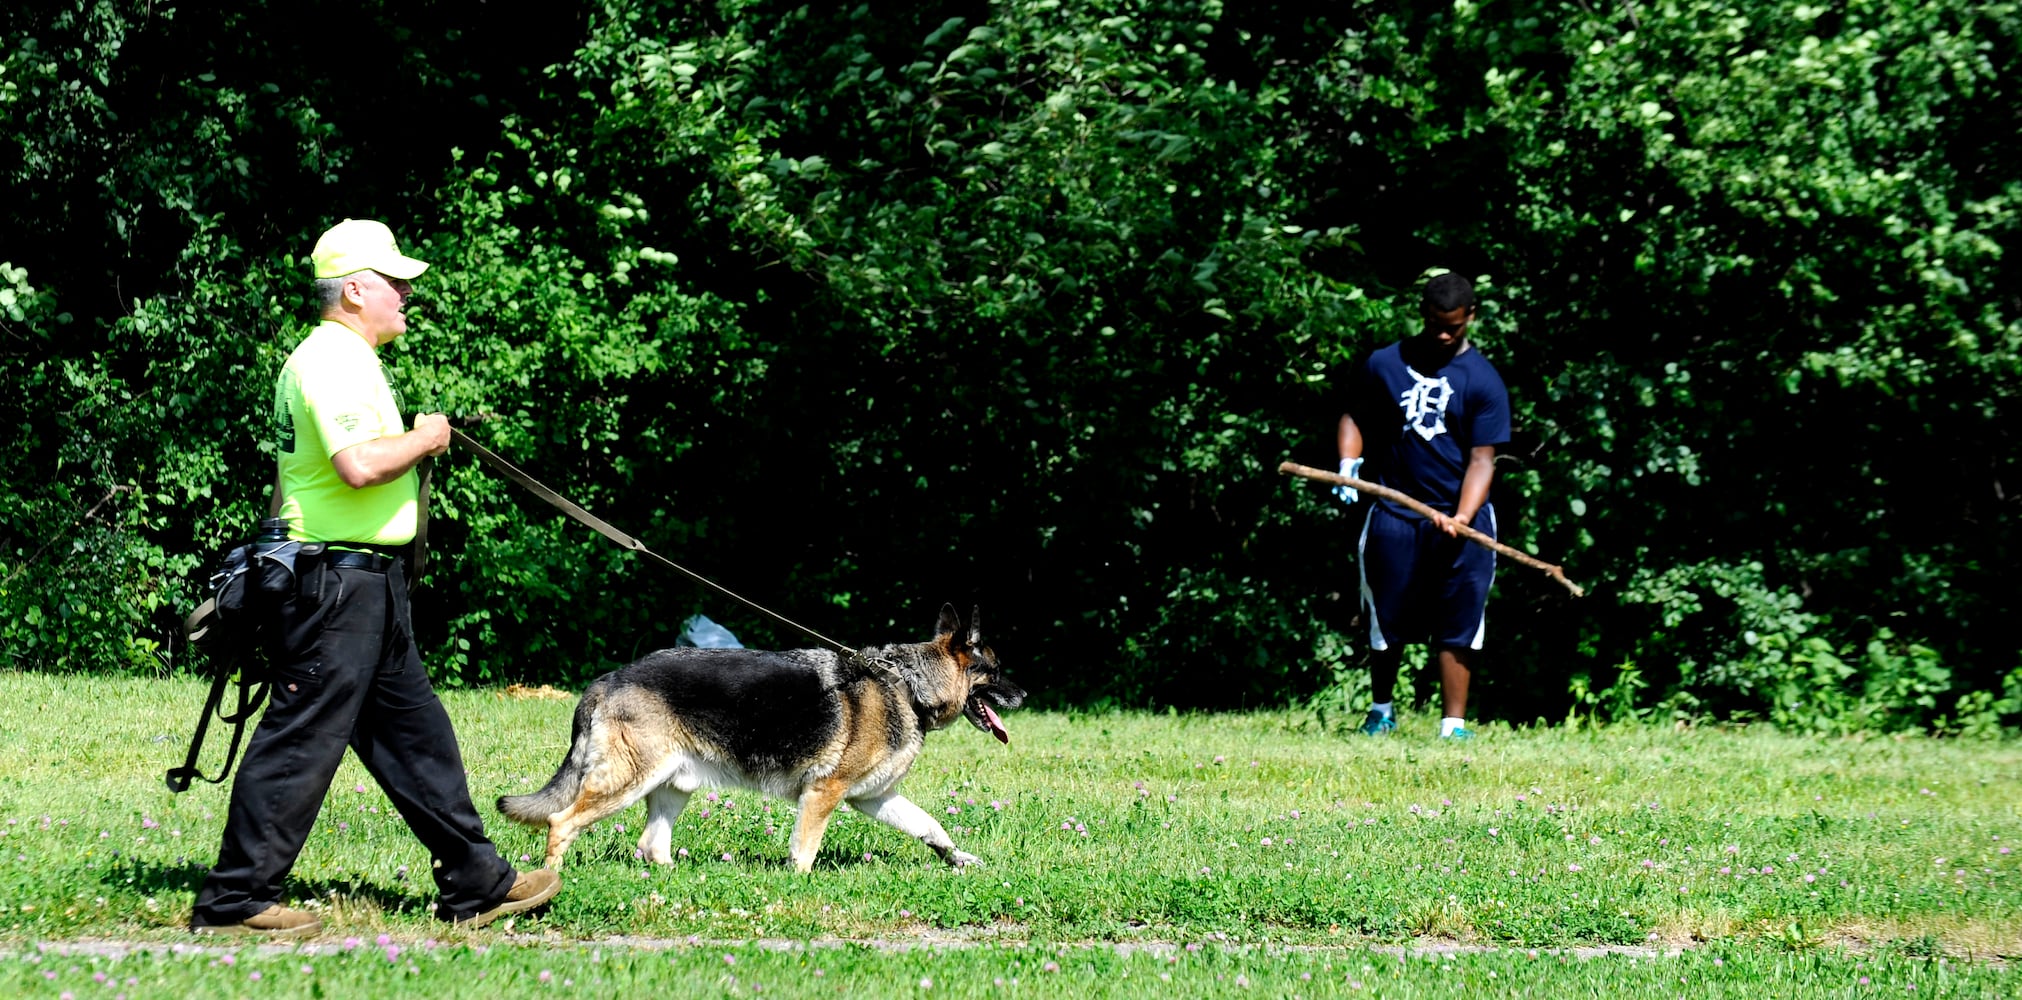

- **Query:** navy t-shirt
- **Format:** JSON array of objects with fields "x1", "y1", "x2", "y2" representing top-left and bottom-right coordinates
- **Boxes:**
[{"x1": 1341, "y1": 342, "x2": 1510, "y2": 517}]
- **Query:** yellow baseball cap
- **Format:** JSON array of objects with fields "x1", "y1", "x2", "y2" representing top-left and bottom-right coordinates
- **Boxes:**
[{"x1": 311, "y1": 219, "x2": 430, "y2": 279}]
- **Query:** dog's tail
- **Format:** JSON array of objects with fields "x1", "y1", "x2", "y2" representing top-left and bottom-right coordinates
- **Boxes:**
[{"x1": 497, "y1": 680, "x2": 607, "y2": 826}]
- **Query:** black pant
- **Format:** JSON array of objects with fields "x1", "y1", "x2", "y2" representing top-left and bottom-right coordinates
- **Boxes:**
[{"x1": 192, "y1": 554, "x2": 515, "y2": 924}]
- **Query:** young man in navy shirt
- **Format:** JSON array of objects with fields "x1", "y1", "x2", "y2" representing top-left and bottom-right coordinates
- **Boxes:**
[{"x1": 1334, "y1": 271, "x2": 1510, "y2": 740}]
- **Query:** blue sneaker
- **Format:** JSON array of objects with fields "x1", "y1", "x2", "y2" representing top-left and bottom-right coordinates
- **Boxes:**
[
  {"x1": 1359, "y1": 710, "x2": 1396, "y2": 736},
  {"x1": 1442, "y1": 727, "x2": 1476, "y2": 741}
]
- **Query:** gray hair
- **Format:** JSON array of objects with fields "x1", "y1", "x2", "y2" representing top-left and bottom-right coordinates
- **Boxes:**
[{"x1": 314, "y1": 276, "x2": 350, "y2": 315}]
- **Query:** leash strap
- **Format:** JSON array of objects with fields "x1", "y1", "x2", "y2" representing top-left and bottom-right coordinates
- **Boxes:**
[
  {"x1": 410, "y1": 455, "x2": 433, "y2": 589},
  {"x1": 447, "y1": 429, "x2": 884, "y2": 675},
  {"x1": 168, "y1": 471, "x2": 283, "y2": 795},
  {"x1": 165, "y1": 656, "x2": 270, "y2": 793}
]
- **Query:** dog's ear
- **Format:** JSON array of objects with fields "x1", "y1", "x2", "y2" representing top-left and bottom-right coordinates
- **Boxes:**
[
  {"x1": 935, "y1": 603, "x2": 962, "y2": 640},
  {"x1": 966, "y1": 606, "x2": 983, "y2": 649}
]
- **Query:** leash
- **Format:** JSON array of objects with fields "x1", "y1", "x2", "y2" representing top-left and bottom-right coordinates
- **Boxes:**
[
  {"x1": 447, "y1": 429, "x2": 898, "y2": 680},
  {"x1": 170, "y1": 428, "x2": 898, "y2": 797},
  {"x1": 164, "y1": 659, "x2": 270, "y2": 792}
]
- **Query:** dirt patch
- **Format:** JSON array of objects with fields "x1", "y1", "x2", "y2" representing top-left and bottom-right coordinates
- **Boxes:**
[{"x1": 12, "y1": 934, "x2": 2004, "y2": 965}]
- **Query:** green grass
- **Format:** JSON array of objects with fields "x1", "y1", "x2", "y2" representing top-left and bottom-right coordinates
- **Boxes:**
[
  {"x1": 0, "y1": 673, "x2": 2015, "y2": 996},
  {"x1": 2, "y1": 940, "x2": 2015, "y2": 998}
]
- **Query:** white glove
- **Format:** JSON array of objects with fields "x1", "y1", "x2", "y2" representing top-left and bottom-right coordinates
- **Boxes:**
[{"x1": 1332, "y1": 457, "x2": 1364, "y2": 505}]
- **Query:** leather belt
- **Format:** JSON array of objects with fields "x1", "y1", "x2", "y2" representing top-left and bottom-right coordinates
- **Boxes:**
[{"x1": 326, "y1": 549, "x2": 396, "y2": 572}]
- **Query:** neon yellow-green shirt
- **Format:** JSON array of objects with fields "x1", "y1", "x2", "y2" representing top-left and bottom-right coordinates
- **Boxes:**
[{"x1": 272, "y1": 320, "x2": 418, "y2": 545}]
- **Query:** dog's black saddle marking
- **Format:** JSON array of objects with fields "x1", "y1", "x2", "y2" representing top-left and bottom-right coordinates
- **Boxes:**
[{"x1": 617, "y1": 648, "x2": 847, "y2": 766}]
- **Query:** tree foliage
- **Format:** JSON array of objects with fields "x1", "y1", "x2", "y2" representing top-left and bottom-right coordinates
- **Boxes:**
[{"x1": 3, "y1": 0, "x2": 2017, "y2": 733}]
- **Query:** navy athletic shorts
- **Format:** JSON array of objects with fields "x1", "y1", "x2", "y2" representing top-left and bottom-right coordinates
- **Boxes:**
[{"x1": 1357, "y1": 502, "x2": 1497, "y2": 652}]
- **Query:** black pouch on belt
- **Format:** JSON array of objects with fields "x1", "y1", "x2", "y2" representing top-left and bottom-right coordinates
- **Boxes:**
[{"x1": 248, "y1": 522, "x2": 304, "y2": 607}]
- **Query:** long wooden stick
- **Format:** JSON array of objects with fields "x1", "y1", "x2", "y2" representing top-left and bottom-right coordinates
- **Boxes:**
[{"x1": 1278, "y1": 461, "x2": 1586, "y2": 598}]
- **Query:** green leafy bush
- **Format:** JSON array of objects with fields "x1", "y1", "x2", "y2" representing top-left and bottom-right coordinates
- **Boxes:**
[{"x1": 2, "y1": 0, "x2": 2016, "y2": 734}]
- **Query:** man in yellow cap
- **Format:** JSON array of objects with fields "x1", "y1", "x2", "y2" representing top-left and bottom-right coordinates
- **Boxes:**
[{"x1": 189, "y1": 219, "x2": 559, "y2": 936}]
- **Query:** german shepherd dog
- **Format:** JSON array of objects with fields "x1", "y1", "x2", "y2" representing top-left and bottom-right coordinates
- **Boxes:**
[{"x1": 499, "y1": 605, "x2": 1024, "y2": 872}]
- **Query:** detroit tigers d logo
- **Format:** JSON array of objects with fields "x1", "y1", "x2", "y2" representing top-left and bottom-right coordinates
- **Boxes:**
[{"x1": 1399, "y1": 367, "x2": 1454, "y2": 441}]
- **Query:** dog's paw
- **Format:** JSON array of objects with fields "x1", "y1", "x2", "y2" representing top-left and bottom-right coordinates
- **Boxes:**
[{"x1": 948, "y1": 850, "x2": 982, "y2": 868}]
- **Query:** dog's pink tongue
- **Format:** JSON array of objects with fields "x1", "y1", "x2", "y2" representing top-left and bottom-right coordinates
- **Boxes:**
[{"x1": 982, "y1": 702, "x2": 1008, "y2": 744}]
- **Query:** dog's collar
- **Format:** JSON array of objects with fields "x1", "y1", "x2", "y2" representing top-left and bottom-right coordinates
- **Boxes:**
[{"x1": 847, "y1": 650, "x2": 905, "y2": 686}]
